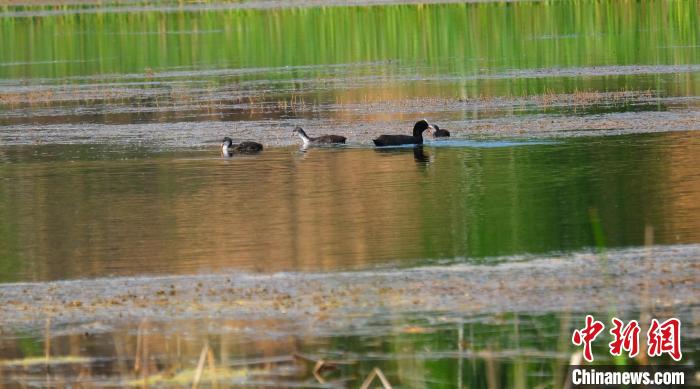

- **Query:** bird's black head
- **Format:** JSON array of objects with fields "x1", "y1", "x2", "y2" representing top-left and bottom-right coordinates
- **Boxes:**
[
  {"x1": 412, "y1": 119, "x2": 434, "y2": 137},
  {"x1": 222, "y1": 137, "x2": 233, "y2": 147},
  {"x1": 292, "y1": 127, "x2": 306, "y2": 136}
]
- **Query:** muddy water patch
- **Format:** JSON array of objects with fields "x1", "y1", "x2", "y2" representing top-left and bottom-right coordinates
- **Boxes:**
[
  {"x1": 1, "y1": 110, "x2": 699, "y2": 147},
  {"x1": 2, "y1": 68, "x2": 697, "y2": 108},
  {"x1": 0, "y1": 244, "x2": 697, "y2": 332},
  {"x1": 0, "y1": 89, "x2": 684, "y2": 130}
]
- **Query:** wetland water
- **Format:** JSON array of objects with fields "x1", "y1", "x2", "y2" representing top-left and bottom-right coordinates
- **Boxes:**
[
  {"x1": 1, "y1": 133, "x2": 700, "y2": 282},
  {"x1": 1, "y1": 0, "x2": 699, "y2": 387}
]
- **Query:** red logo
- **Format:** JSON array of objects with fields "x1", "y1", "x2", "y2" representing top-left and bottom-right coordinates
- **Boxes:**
[
  {"x1": 609, "y1": 318, "x2": 640, "y2": 358},
  {"x1": 647, "y1": 318, "x2": 682, "y2": 361},
  {"x1": 572, "y1": 315, "x2": 605, "y2": 362},
  {"x1": 572, "y1": 316, "x2": 682, "y2": 362}
]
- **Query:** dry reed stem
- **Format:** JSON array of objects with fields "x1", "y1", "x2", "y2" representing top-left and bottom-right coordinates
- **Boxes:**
[
  {"x1": 134, "y1": 322, "x2": 143, "y2": 372},
  {"x1": 637, "y1": 225, "x2": 654, "y2": 364},
  {"x1": 142, "y1": 322, "x2": 150, "y2": 388},
  {"x1": 44, "y1": 317, "x2": 51, "y2": 363},
  {"x1": 293, "y1": 352, "x2": 356, "y2": 366},
  {"x1": 312, "y1": 360, "x2": 326, "y2": 384},
  {"x1": 360, "y1": 367, "x2": 392, "y2": 389},
  {"x1": 44, "y1": 317, "x2": 51, "y2": 387},
  {"x1": 563, "y1": 352, "x2": 583, "y2": 389},
  {"x1": 293, "y1": 352, "x2": 357, "y2": 384},
  {"x1": 206, "y1": 346, "x2": 218, "y2": 389},
  {"x1": 192, "y1": 343, "x2": 209, "y2": 389}
]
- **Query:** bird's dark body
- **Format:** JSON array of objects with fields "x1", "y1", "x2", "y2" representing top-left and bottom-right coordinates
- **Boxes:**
[
  {"x1": 373, "y1": 134, "x2": 421, "y2": 146},
  {"x1": 293, "y1": 127, "x2": 346, "y2": 145},
  {"x1": 221, "y1": 137, "x2": 263, "y2": 156},
  {"x1": 372, "y1": 120, "x2": 432, "y2": 147},
  {"x1": 433, "y1": 125, "x2": 450, "y2": 138},
  {"x1": 311, "y1": 134, "x2": 346, "y2": 144},
  {"x1": 231, "y1": 141, "x2": 263, "y2": 153}
]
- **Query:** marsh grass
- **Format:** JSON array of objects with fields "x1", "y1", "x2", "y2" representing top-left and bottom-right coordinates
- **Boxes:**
[
  {"x1": 360, "y1": 367, "x2": 392, "y2": 389},
  {"x1": 1, "y1": 307, "x2": 695, "y2": 387}
]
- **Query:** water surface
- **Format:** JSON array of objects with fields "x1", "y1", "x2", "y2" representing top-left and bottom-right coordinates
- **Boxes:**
[
  {"x1": 1, "y1": 0, "x2": 699, "y2": 386},
  {"x1": 0, "y1": 0, "x2": 698, "y2": 146},
  {"x1": 1, "y1": 131, "x2": 699, "y2": 282},
  {"x1": 1, "y1": 243, "x2": 698, "y2": 387}
]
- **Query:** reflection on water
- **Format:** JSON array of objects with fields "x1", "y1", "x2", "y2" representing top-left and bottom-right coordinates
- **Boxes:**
[
  {"x1": 372, "y1": 145, "x2": 432, "y2": 163},
  {"x1": 0, "y1": 1, "x2": 698, "y2": 139},
  {"x1": 0, "y1": 131, "x2": 698, "y2": 283},
  {"x1": 2, "y1": 2, "x2": 697, "y2": 79},
  {"x1": 0, "y1": 311, "x2": 696, "y2": 387},
  {"x1": 0, "y1": 313, "x2": 569, "y2": 387}
]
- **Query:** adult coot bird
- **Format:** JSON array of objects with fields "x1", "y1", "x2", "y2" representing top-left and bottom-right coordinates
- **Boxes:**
[
  {"x1": 432, "y1": 124, "x2": 450, "y2": 138},
  {"x1": 373, "y1": 119, "x2": 434, "y2": 147},
  {"x1": 292, "y1": 127, "x2": 346, "y2": 146},
  {"x1": 221, "y1": 137, "x2": 263, "y2": 156}
]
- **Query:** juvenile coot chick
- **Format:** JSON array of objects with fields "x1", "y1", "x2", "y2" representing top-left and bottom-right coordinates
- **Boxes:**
[
  {"x1": 292, "y1": 127, "x2": 346, "y2": 146},
  {"x1": 373, "y1": 120, "x2": 435, "y2": 147},
  {"x1": 221, "y1": 137, "x2": 263, "y2": 156},
  {"x1": 432, "y1": 124, "x2": 450, "y2": 138}
]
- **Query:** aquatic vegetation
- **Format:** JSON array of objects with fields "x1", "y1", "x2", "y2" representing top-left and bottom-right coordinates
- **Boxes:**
[
  {"x1": 0, "y1": 355, "x2": 90, "y2": 367},
  {"x1": 128, "y1": 366, "x2": 251, "y2": 387}
]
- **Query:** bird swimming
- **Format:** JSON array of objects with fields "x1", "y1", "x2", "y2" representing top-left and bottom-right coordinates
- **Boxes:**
[
  {"x1": 432, "y1": 124, "x2": 450, "y2": 138},
  {"x1": 292, "y1": 127, "x2": 346, "y2": 146},
  {"x1": 372, "y1": 119, "x2": 434, "y2": 147},
  {"x1": 221, "y1": 137, "x2": 263, "y2": 156}
]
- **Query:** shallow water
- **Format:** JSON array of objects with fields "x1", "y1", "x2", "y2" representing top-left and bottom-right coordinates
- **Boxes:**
[
  {"x1": 1, "y1": 1, "x2": 699, "y2": 148},
  {"x1": 0, "y1": 311, "x2": 694, "y2": 387},
  {"x1": 0, "y1": 131, "x2": 698, "y2": 282},
  {"x1": 0, "y1": 313, "x2": 615, "y2": 387}
]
